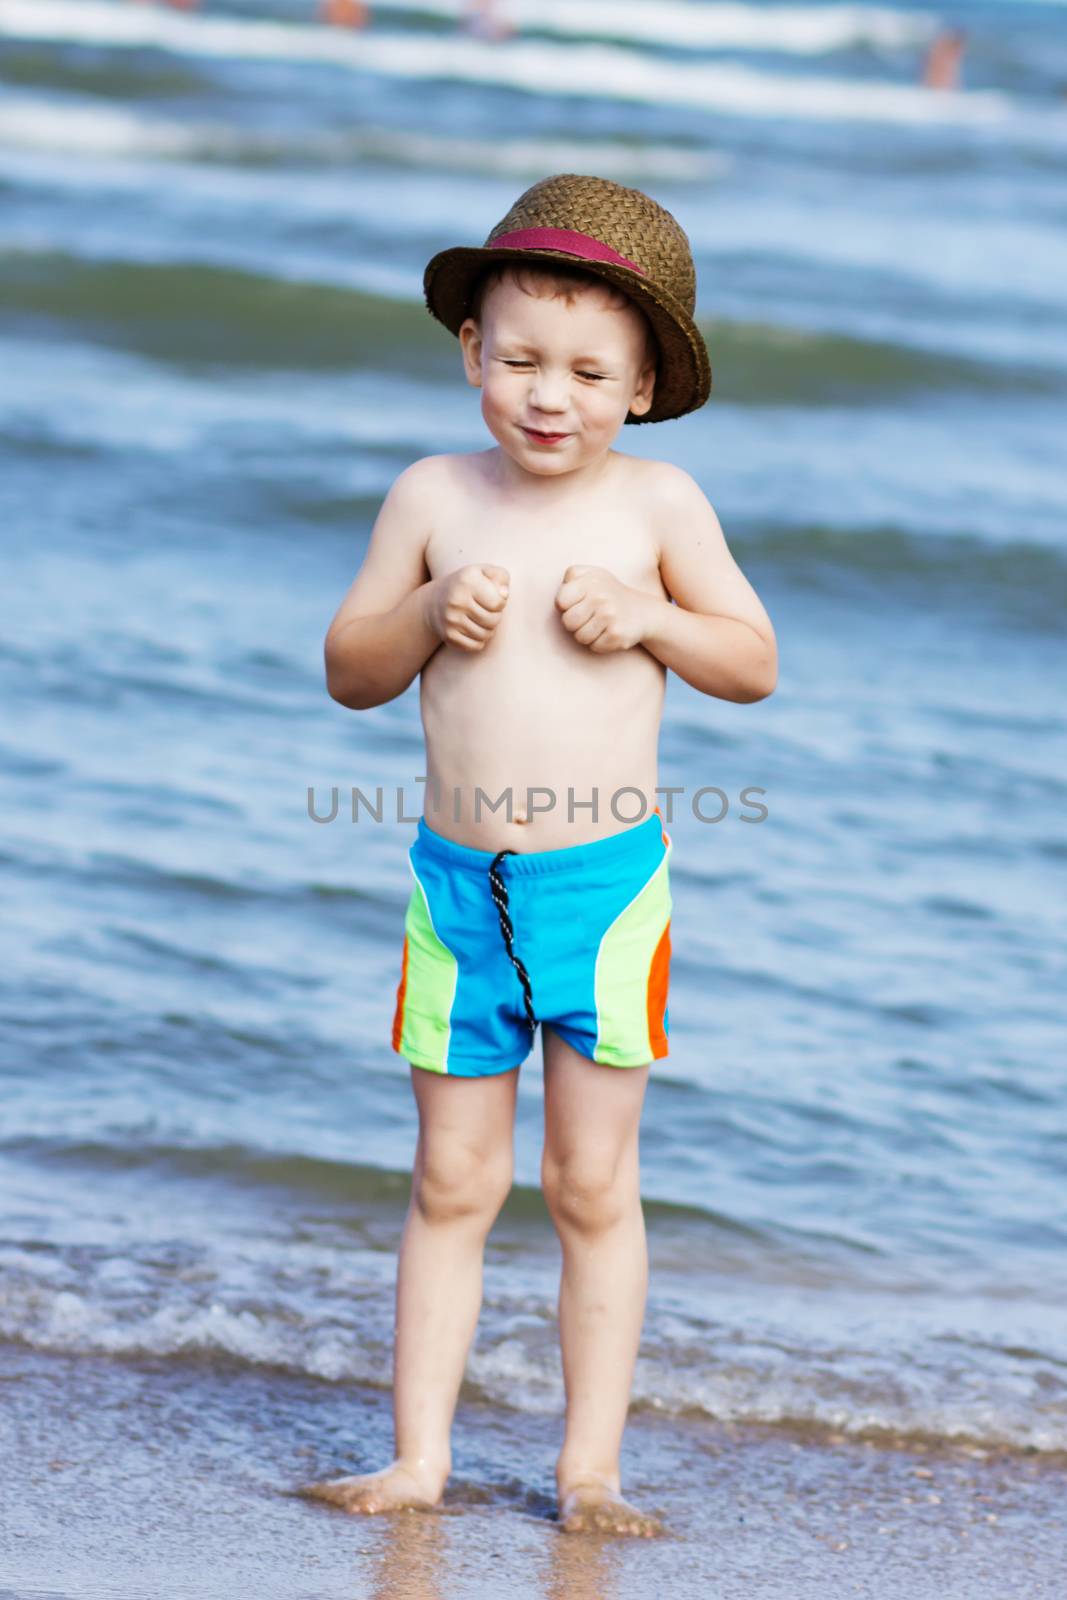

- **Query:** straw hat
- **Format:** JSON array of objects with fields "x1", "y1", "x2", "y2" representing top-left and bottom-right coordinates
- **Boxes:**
[{"x1": 423, "y1": 173, "x2": 711, "y2": 425}]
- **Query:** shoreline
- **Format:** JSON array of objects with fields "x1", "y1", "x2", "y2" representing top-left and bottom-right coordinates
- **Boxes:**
[{"x1": 4, "y1": 1344, "x2": 1065, "y2": 1599}]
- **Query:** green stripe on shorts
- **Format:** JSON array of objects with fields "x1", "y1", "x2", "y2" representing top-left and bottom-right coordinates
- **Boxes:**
[
  {"x1": 592, "y1": 844, "x2": 672, "y2": 1065},
  {"x1": 396, "y1": 868, "x2": 458, "y2": 1073}
]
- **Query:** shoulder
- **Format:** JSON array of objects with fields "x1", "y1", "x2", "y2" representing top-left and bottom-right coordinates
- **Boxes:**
[
  {"x1": 371, "y1": 455, "x2": 469, "y2": 546},
  {"x1": 639, "y1": 458, "x2": 713, "y2": 508},
  {"x1": 617, "y1": 457, "x2": 721, "y2": 553},
  {"x1": 382, "y1": 452, "x2": 453, "y2": 505},
  {"x1": 613, "y1": 454, "x2": 710, "y2": 504},
  {"x1": 382, "y1": 451, "x2": 486, "y2": 513}
]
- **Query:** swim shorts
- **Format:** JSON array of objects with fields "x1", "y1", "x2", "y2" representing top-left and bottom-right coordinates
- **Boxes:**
[{"x1": 391, "y1": 808, "x2": 672, "y2": 1078}]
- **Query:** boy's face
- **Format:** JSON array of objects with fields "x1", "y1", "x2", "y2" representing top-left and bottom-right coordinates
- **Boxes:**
[{"x1": 458, "y1": 274, "x2": 656, "y2": 479}]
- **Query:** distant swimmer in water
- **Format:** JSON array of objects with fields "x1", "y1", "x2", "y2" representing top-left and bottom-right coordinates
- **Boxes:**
[
  {"x1": 461, "y1": 0, "x2": 515, "y2": 41},
  {"x1": 922, "y1": 29, "x2": 967, "y2": 91},
  {"x1": 319, "y1": 0, "x2": 370, "y2": 26}
]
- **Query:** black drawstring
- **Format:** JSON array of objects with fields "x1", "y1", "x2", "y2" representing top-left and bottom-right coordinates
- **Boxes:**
[{"x1": 488, "y1": 850, "x2": 537, "y2": 1030}]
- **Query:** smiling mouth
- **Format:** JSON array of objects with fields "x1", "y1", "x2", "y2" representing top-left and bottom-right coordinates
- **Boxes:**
[{"x1": 522, "y1": 427, "x2": 570, "y2": 443}]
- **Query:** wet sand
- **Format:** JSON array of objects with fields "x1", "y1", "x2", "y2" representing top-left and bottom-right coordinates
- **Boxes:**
[{"x1": 3, "y1": 1346, "x2": 1064, "y2": 1599}]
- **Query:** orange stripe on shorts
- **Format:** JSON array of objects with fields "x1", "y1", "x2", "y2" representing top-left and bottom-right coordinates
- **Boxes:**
[
  {"x1": 391, "y1": 933, "x2": 409, "y2": 1052},
  {"x1": 647, "y1": 918, "x2": 671, "y2": 1058}
]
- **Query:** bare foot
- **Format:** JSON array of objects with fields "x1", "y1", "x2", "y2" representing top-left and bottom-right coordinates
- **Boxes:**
[
  {"x1": 299, "y1": 1460, "x2": 444, "y2": 1515},
  {"x1": 557, "y1": 1478, "x2": 665, "y2": 1537}
]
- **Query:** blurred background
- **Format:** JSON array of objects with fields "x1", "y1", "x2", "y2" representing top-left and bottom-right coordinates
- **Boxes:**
[{"x1": 1, "y1": 0, "x2": 1066, "y2": 1592}]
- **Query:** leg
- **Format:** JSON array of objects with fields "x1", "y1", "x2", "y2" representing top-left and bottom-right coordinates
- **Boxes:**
[
  {"x1": 540, "y1": 1030, "x2": 663, "y2": 1537},
  {"x1": 301, "y1": 1061, "x2": 519, "y2": 1513}
]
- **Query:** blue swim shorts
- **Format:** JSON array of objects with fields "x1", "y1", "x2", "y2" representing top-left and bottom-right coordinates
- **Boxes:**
[{"x1": 391, "y1": 808, "x2": 673, "y2": 1078}]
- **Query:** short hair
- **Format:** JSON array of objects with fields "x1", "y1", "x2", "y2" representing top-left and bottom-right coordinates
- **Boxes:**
[{"x1": 468, "y1": 261, "x2": 658, "y2": 375}]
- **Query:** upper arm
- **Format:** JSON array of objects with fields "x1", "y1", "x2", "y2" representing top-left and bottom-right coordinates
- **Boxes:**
[
  {"x1": 324, "y1": 457, "x2": 438, "y2": 647},
  {"x1": 652, "y1": 464, "x2": 776, "y2": 652}
]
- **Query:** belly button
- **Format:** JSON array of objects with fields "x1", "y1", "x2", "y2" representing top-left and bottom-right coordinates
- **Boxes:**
[{"x1": 514, "y1": 812, "x2": 527, "y2": 825}]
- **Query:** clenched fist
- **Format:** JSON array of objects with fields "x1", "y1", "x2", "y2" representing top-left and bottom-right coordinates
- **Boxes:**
[
  {"x1": 555, "y1": 564, "x2": 652, "y2": 653},
  {"x1": 427, "y1": 563, "x2": 510, "y2": 653}
]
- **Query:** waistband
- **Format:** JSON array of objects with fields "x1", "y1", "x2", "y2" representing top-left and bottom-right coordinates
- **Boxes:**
[{"x1": 413, "y1": 807, "x2": 671, "y2": 877}]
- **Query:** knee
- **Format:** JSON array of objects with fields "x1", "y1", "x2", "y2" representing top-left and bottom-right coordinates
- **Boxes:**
[
  {"x1": 414, "y1": 1141, "x2": 512, "y2": 1227},
  {"x1": 541, "y1": 1152, "x2": 631, "y2": 1236}
]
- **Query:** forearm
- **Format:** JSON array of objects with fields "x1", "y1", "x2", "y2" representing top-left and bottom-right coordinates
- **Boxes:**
[
  {"x1": 325, "y1": 582, "x2": 441, "y2": 709},
  {"x1": 638, "y1": 594, "x2": 776, "y2": 702}
]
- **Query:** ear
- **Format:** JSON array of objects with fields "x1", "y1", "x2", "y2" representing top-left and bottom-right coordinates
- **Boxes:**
[
  {"x1": 627, "y1": 355, "x2": 657, "y2": 418},
  {"x1": 458, "y1": 317, "x2": 484, "y2": 389}
]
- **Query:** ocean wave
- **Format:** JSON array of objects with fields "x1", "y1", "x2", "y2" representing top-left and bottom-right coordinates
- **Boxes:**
[
  {"x1": 7, "y1": 840, "x2": 403, "y2": 914},
  {"x1": 371, "y1": 0, "x2": 939, "y2": 55},
  {"x1": 0, "y1": 95, "x2": 198, "y2": 159},
  {"x1": 468, "y1": 1319, "x2": 1067, "y2": 1455},
  {"x1": 741, "y1": 520, "x2": 1067, "y2": 609},
  {"x1": 1, "y1": 1247, "x2": 1064, "y2": 1455},
  {"x1": 6, "y1": 248, "x2": 1057, "y2": 405},
  {"x1": 0, "y1": 249, "x2": 421, "y2": 370},
  {"x1": 0, "y1": 0, "x2": 1011, "y2": 127},
  {"x1": 0, "y1": 91, "x2": 725, "y2": 180},
  {"x1": 710, "y1": 319, "x2": 1063, "y2": 402},
  {"x1": 0, "y1": 1134, "x2": 778, "y2": 1233}
]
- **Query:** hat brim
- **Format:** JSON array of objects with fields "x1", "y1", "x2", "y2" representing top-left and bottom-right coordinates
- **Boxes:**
[{"x1": 423, "y1": 244, "x2": 711, "y2": 425}]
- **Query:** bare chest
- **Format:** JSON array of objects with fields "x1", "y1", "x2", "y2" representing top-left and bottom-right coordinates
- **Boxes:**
[{"x1": 424, "y1": 510, "x2": 666, "y2": 617}]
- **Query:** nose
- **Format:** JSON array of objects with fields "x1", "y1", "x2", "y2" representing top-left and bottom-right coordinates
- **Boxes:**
[{"x1": 529, "y1": 368, "x2": 569, "y2": 414}]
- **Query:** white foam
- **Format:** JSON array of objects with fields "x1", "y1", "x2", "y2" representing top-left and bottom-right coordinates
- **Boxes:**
[
  {"x1": 0, "y1": 0, "x2": 1010, "y2": 127},
  {"x1": 372, "y1": 0, "x2": 939, "y2": 55},
  {"x1": 0, "y1": 90, "x2": 725, "y2": 179},
  {"x1": 0, "y1": 96, "x2": 199, "y2": 158},
  {"x1": 354, "y1": 127, "x2": 727, "y2": 181},
  {"x1": 3, "y1": 1266, "x2": 1065, "y2": 1452}
]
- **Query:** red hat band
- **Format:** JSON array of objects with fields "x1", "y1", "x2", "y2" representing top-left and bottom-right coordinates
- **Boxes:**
[{"x1": 488, "y1": 226, "x2": 647, "y2": 277}]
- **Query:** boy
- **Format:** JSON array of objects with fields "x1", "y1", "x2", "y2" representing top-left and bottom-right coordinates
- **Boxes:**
[{"x1": 303, "y1": 174, "x2": 776, "y2": 1537}]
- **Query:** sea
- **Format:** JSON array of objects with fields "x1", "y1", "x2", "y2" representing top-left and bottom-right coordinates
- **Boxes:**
[{"x1": 1, "y1": 0, "x2": 1066, "y2": 1584}]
